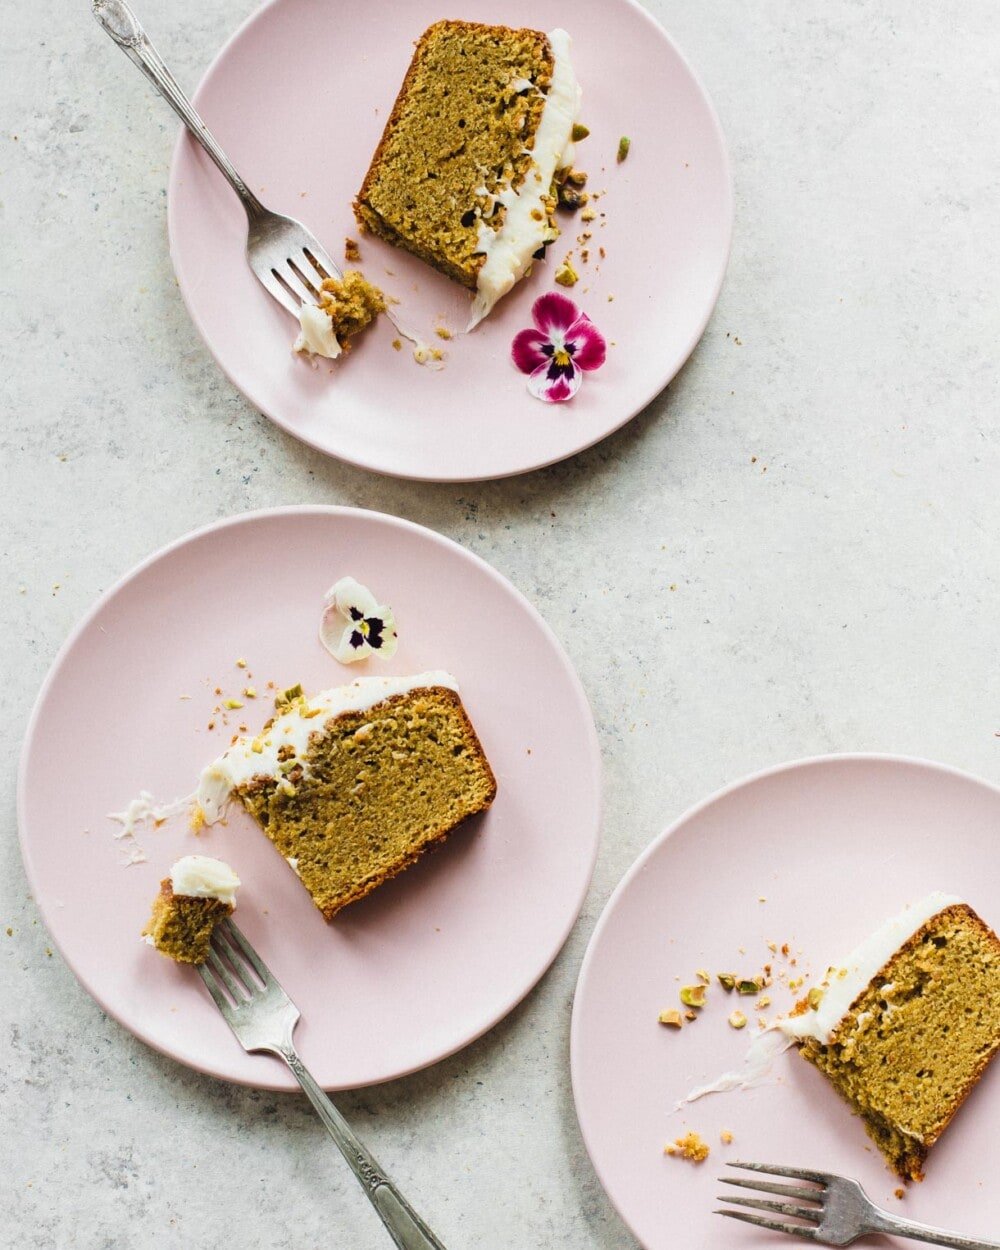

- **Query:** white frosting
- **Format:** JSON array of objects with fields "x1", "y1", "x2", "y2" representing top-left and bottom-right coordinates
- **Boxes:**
[
  {"x1": 108, "y1": 790, "x2": 189, "y2": 839},
  {"x1": 468, "y1": 28, "x2": 581, "y2": 328},
  {"x1": 779, "y1": 892, "x2": 962, "y2": 1044},
  {"x1": 676, "y1": 1027, "x2": 795, "y2": 1108},
  {"x1": 170, "y1": 855, "x2": 240, "y2": 906},
  {"x1": 196, "y1": 671, "x2": 459, "y2": 825},
  {"x1": 294, "y1": 304, "x2": 342, "y2": 359}
]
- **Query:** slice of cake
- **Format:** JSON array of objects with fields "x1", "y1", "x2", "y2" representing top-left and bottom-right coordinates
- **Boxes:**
[
  {"x1": 355, "y1": 21, "x2": 582, "y2": 326},
  {"x1": 294, "y1": 271, "x2": 386, "y2": 360},
  {"x1": 195, "y1": 673, "x2": 497, "y2": 919},
  {"x1": 142, "y1": 855, "x2": 240, "y2": 965},
  {"x1": 780, "y1": 892, "x2": 1000, "y2": 1180}
]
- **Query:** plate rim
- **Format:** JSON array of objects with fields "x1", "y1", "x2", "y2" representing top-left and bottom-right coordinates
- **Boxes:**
[
  {"x1": 165, "y1": 0, "x2": 734, "y2": 483},
  {"x1": 569, "y1": 751, "x2": 1000, "y2": 1247},
  {"x1": 18, "y1": 503, "x2": 603, "y2": 1089}
]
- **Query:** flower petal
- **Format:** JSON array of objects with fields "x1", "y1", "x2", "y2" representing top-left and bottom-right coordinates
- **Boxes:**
[
  {"x1": 511, "y1": 328, "x2": 550, "y2": 375},
  {"x1": 327, "y1": 575, "x2": 379, "y2": 621},
  {"x1": 532, "y1": 291, "x2": 580, "y2": 337},
  {"x1": 526, "y1": 359, "x2": 582, "y2": 403},
  {"x1": 567, "y1": 314, "x2": 607, "y2": 372}
]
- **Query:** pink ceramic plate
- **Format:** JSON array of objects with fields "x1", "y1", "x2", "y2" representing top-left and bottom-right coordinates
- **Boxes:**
[
  {"x1": 167, "y1": 0, "x2": 731, "y2": 480},
  {"x1": 571, "y1": 756, "x2": 1000, "y2": 1249},
  {"x1": 18, "y1": 506, "x2": 601, "y2": 1090}
]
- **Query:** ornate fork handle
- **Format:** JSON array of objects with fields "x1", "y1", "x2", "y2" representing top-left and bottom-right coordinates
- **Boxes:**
[
  {"x1": 278, "y1": 1045, "x2": 447, "y2": 1250},
  {"x1": 868, "y1": 1206, "x2": 1000, "y2": 1249},
  {"x1": 92, "y1": 0, "x2": 265, "y2": 219}
]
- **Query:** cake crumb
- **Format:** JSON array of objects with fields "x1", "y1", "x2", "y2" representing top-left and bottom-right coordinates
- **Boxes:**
[
  {"x1": 344, "y1": 237, "x2": 361, "y2": 262},
  {"x1": 665, "y1": 1132, "x2": 709, "y2": 1163},
  {"x1": 894, "y1": 1188, "x2": 905, "y2": 1200},
  {"x1": 434, "y1": 326, "x2": 452, "y2": 340},
  {"x1": 236, "y1": 658, "x2": 248, "y2": 668},
  {"x1": 658, "y1": 1009, "x2": 683, "y2": 1028},
  {"x1": 720, "y1": 1130, "x2": 734, "y2": 1145},
  {"x1": 391, "y1": 338, "x2": 402, "y2": 351}
]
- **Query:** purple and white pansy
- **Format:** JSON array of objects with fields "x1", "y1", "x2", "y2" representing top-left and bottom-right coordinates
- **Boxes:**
[
  {"x1": 511, "y1": 291, "x2": 607, "y2": 403},
  {"x1": 319, "y1": 576, "x2": 398, "y2": 664}
]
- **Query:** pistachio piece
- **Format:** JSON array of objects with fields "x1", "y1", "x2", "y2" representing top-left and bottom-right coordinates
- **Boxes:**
[
  {"x1": 571, "y1": 122, "x2": 590, "y2": 141},
  {"x1": 617, "y1": 135, "x2": 631, "y2": 163},
  {"x1": 679, "y1": 984, "x2": 707, "y2": 1008},
  {"x1": 695, "y1": 969, "x2": 711, "y2": 985},
  {"x1": 223, "y1": 698, "x2": 244, "y2": 710},
  {"x1": 275, "y1": 683, "x2": 304, "y2": 710},
  {"x1": 807, "y1": 986, "x2": 825, "y2": 1010},
  {"x1": 737, "y1": 978, "x2": 762, "y2": 995},
  {"x1": 658, "y1": 1009, "x2": 683, "y2": 1028},
  {"x1": 717, "y1": 972, "x2": 737, "y2": 992},
  {"x1": 728, "y1": 1010, "x2": 748, "y2": 1030},
  {"x1": 565, "y1": 168, "x2": 588, "y2": 187},
  {"x1": 554, "y1": 260, "x2": 579, "y2": 287}
]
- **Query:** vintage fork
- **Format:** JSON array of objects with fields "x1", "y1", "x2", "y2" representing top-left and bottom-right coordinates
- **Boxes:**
[
  {"x1": 197, "y1": 919, "x2": 446, "y2": 1250},
  {"x1": 717, "y1": 1161, "x2": 1000, "y2": 1248},
  {"x1": 92, "y1": 0, "x2": 340, "y2": 316}
]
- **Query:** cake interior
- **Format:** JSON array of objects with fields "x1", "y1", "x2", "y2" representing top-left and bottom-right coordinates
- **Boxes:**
[
  {"x1": 355, "y1": 20, "x2": 554, "y2": 289},
  {"x1": 318, "y1": 271, "x2": 385, "y2": 346},
  {"x1": 797, "y1": 903, "x2": 1000, "y2": 1180},
  {"x1": 142, "y1": 882, "x2": 232, "y2": 966},
  {"x1": 236, "y1": 686, "x2": 496, "y2": 920}
]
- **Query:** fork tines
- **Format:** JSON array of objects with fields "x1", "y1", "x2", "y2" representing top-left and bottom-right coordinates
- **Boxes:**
[
  {"x1": 197, "y1": 919, "x2": 270, "y2": 1012},
  {"x1": 716, "y1": 1162, "x2": 826, "y2": 1241}
]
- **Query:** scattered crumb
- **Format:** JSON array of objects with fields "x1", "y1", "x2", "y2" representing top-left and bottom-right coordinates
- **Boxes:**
[
  {"x1": 434, "y1": 326, "x2": 452, "y2": 340},
  {"x1": 617, "y1": 135, "x2": 631, "y2": 163},
  {"x1": 580, "y1": 207, "x2": 597, "y2": 223},
  {"x1": 554, "y1": 258, "x2": 579, "y2": 287},
  {"x1": 720, "y1": 1130, "x2": 734, "y2": 1145},
  {"x1": 658, "y1": 1009, "x2": 683, "y2": 1028},
  {"x1": 665, "y1": 1132, "x2": 709, "y2": 1163},
  {"x1": 894, "y1": 1187, "x2": 905, "y2": 1200},
  {"x1": 223, "y1": 698, "x2": 244, "y2": 710},
  {"x1": 728, "y1": 1010, "x2": 747, "y2": 1030},
  {"x1": 344, "y1": 237, "x2": 361, "y2": 262},
  {"x1": 242, "y1": 687, "x2": 257, "y2": 699},
  {"x1": 236, "y1": 658, "x2": 247, "y2": 668},
  {"x1": 5, "y1": 927, "x2": 12, "y2": 937},
  {"x1": 391, "y1": 338, "x2": 402, "y2": 351}
]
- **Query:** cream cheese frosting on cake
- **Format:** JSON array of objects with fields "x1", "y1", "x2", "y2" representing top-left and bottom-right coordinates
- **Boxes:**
[
  {"x1": 169, "y1": 855, "x2": 241, "y2": 906},
  {"x1": 469, "y1": 28, "x2": 582, "y2": 328},
  {"x1": 195, "y1": 671, "x2": 460, "y2": 824},
  {"x1": 294, "y1": 304, "x2": 342, "y2": 359}
]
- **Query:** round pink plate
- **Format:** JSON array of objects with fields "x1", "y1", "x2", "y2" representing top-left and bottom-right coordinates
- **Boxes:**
[
  {"x1": 18, "y1": 506, "x2": 601, "y2": 1090},
  {"x1": 571, "y1": 755, "x2": 1000, "y2": 1249},
  {"x1": 167, "y1": 0, "x2": 732, "y2": 480}
]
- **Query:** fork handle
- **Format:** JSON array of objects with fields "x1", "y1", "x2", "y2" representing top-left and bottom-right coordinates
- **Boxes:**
[
  {"x1": 276, "y1": 1044, "x2": 447, "y2": 1250},
  {"x1": 92, "y1": 0, "x2": 265, "y2": 219},
  {"x1": 868, "y1": 1207, "x2": 1000, "y2": 1249}
]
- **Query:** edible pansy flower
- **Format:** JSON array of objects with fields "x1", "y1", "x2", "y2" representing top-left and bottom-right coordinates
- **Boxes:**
[
  {"x1": 319, "y1": 577, "x2": 398, "y2": 664},
  {"x1": 511, "y1": 291, "x2": 606, "y2": 403}
]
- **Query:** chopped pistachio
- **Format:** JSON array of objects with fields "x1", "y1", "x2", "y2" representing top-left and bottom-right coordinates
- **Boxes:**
[
  {"x1": 243, "y1": 686, "x2": 257, "y2": 699},
  {"x1": 728, "y1": 1010, "x2": 748, "y2": 1030},
  {"x1": 807, "y1": 986, "x2": 825, "y2": 1010},
  {"x1": 757, "y1": 996, "x2": 772, "y2": 1009},
  {"x1": 658, "y1": 1009, "x2": 683, "y2": 1028},
  {"x1": 571, "y1": 122, "x2": 590, "y2": 141},
  {"x1": 717, "y1": 972, "x2": 737, "y2": 992},
  {"x1": 554, "y1": 260, "x2": 579, "y2": 287},
  {"x1": 565, "y1": 168, "x2": 588, "y2": 187},
  {"x1": 236, "y1": 657, "x2": 248, "y2": 668},
  {"x1": 223, "y1": 698, "x2": 244, "y2": 710},
  {"x1": 617, "y1": 135, "x2": 631, "y2": 163},
  {"x1": 737, "y1": 978, "x2": 762, "y2": 995},
  {"x1": 275, "y1": 683, "x2": 304, "y2": 710},
  {"x1": 695, "y1": 969, "x2": 711, "y2": 985},
  {"x1": 679, "y1": 984, "x2": 707, "y2": 1008}
]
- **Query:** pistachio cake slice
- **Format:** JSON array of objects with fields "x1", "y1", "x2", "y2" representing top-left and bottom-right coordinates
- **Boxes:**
[
  {"x1": 780, "y1": 892, "x2": 1000, "y2": 1180},
  {"x1": 196, "y1": 674, "x2": 497, "y2": 920}
]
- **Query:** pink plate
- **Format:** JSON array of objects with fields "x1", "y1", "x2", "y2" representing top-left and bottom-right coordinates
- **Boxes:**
[
  {"x1": 18, "y1": 506, "x2": 601, "y2": 1090},
  {"x1": 167, "y1": 0, "x2": 731, "y2": 481},
  {"x1": 571, "y1": 755, "x2": 1000, "y2": 1249}
]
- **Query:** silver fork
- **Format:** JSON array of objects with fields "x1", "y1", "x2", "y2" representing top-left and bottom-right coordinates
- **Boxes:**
[
  {"x1": 197, "y1": 919, "x2": 446, "y2": 1250},
  {"x1": 92, "y1": 0, "x2": 340, "y2": 317},
  {"x1": 717, "y1": 1161, "x2": 1000, "y2": 1248}
]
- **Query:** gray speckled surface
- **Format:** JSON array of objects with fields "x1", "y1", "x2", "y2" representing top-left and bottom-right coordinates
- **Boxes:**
[{"x1": 4, "y1": 1, "x2": 1000, "y2": 1246}]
